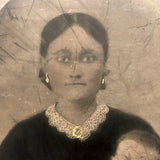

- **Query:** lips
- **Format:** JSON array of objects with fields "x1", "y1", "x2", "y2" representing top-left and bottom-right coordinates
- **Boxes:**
[{"x1": 64, "y1": 83, "x2": 87, "y2": 86}]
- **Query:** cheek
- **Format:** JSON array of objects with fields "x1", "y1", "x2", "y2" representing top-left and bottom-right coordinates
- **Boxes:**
[
  {"x1": 46, "y1": 64, "x2": 64, "y2": 84},
  {"x1": 87, "y1": 65, "x2": 104, "y2": 80}
]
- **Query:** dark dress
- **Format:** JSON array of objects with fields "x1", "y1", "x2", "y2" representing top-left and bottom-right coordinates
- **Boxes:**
[{"x1": 0, "y1": 107, "x2": 160, "y2": 160}]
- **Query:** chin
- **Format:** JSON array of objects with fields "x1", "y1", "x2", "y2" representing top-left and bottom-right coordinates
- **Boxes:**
[
  {"x1": 66, "y1": 93, "x2": 88, "y2": 101},
  {"x1": 61, "y1": 89, "x2": 97, "y2": 102}
]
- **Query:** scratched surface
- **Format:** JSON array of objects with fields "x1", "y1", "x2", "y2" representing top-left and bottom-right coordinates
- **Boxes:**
[{"x1": 0, "y1": 0, "x2": 160, "y2": 143}]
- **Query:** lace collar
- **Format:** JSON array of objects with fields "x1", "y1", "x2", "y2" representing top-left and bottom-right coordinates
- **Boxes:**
[{"x1": 45, "y1": 103, "x2": 109, "y2": 141}]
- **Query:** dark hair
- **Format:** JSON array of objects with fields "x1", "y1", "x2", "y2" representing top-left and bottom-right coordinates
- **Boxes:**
[
  {"x1": 39, "y1": 13, "x2": 108, "y2": 90},
  {"x1": 40, "y1": 12, "x2": 108, "y2": 62}
]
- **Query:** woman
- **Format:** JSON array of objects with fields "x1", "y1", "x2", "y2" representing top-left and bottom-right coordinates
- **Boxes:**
[{"x1": 0, "y1": 13, "x2": 160, "y2": 160}]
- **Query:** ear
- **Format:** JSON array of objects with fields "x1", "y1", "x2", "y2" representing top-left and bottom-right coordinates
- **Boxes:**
[
  {"x1": 39, "y1": 56, "x2": 47, "y2": 73},
  {"x1": 39, "y1": 56, "x2": 46, "y2": 82},
  {"x1": 38, "y1": 57, "x2": 52, "y2": 91},
  {"x1": 103, "y1": 68, "x2": 110, "y2": 77}
]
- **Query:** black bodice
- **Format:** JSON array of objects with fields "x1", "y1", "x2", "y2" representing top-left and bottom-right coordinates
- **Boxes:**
[{"x1": 0, "y1": 107, "x2": 158, "y2": 160}]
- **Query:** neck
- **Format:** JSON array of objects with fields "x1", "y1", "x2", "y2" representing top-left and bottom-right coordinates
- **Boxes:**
[{"x1": 55, "y1": 96, "x2": 97, "y2": 125}]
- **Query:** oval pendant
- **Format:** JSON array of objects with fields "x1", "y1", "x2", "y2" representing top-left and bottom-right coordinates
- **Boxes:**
[{"x1": 72, "y1": 126, "x2": 83, "y2": 138}]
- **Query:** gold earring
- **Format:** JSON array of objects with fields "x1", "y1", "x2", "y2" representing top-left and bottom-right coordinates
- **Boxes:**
[
  {"x1": 100, "y1": 78, "x2": 106, "y2": 89},
  {"x1": 45, "y1": 73, "x2": 49, "y2": 83},
  {"x1": 102, "y1": 78, "x2": 105, "y2": 84}
]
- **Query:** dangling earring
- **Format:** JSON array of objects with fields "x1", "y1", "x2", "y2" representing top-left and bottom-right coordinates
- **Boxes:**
[
  {"x1": 100, "y1": 77, "x2": 106, "y2": 89},
  {"x1": 45, "y1": 73, "x2": 49, "y2": 83}
]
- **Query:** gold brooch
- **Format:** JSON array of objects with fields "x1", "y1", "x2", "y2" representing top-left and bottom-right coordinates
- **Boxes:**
[{"x1": 72, "y1": 126, "x2": 83, "y2": 138}]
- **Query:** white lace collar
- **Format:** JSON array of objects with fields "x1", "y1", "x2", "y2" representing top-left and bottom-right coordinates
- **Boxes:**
[{"x1": 45, "y1": 103, "x2": 109, "y2": 141}]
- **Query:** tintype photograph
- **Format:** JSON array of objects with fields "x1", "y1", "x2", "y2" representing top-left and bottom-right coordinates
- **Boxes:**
[{"x1": 0, "y1": 0, "x2": 160, "y2": 159}]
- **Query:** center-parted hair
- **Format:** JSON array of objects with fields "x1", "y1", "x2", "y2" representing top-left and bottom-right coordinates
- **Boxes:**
[{"x1": 40, "y1": 13, "x2": 108, "y2": 63}]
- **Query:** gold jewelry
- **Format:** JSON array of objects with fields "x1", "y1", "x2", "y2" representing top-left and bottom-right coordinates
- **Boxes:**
[
  {"x1": 45, "y1": 73, "x2": 49, "y2": 83},
  {"x1": 45, "y1": 103, "x2": 109, "y2": 141},
  {"x1": 102, "y1": 78, "x2": 105, "y2": 84},
  {"x1": 100, "y1": 77, "x2": 106, "y2": 89},
  {"x1": 73, "y1": 126, "x2": 83, "y2": 138}
]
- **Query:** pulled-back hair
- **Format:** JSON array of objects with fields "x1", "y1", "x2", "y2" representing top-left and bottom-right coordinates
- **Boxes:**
[{"x1": 40, "y1": 12, "x2": 108, "y2": 62}]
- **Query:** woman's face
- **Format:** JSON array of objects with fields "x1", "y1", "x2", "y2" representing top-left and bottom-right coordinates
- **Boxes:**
[{"x1": 45, "y1": 25, "x2": 105, "y2": 101}]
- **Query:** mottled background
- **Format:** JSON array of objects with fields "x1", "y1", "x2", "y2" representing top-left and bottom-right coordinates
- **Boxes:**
[{"x1": 0, "y1": 0, "x2": 160, "y2": 143}]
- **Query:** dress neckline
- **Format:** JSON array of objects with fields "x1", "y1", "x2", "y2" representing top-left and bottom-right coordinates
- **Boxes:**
[{"x1": 45, "y1": 103, "x2": 109, "y2": 141}]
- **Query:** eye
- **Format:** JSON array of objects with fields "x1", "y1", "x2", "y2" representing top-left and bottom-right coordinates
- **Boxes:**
[
  {"x1": 57, "y1": 56, "x2": 70, "y2": 63},
  {"x1": 81, "y1": 55, "x2": 96, "y2": 63}
]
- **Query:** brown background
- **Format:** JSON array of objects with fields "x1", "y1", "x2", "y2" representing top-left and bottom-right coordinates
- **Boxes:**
[{"x1": 0, "y1": 0, "x2": 160, "y2": 143}]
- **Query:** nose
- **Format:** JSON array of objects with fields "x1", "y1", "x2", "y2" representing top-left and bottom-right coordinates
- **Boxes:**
[{"x1": 69, "y1": 62, "x2": 82, "y2": 79}]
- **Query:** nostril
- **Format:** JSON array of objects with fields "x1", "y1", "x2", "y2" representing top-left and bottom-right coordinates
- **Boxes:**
[
  {"x1": 69, "y1": 74, "x2": 82, "y2": 79},
  {"x1": 76, "y1": 75, "x2": 82, "y2": 79}
]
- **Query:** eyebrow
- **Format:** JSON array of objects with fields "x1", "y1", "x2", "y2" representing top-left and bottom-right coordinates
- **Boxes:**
[
  {"x1": 80, "y1": 47, "x2": 96, "y2": 54},
  {"x1": 51, "y1": 48, "x2": 71, "y2": 55},
  {"x1": 46, "y1": 48, "x2": 71, "y2": 62}
]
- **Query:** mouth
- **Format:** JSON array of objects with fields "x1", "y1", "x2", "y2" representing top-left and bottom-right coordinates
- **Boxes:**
[{"x1": 64, "y1": 83, "x2": 87, "y2": 86}]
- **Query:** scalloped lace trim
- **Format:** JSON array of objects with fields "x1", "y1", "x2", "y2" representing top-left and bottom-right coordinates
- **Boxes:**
[{"x1": 45, "y1": 103, "x2": 109, "y2": 141}]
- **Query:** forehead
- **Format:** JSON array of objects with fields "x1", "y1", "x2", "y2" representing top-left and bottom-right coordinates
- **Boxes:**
[{"x1": 48, "y1": 25, "x2": 103, "y2": 53}]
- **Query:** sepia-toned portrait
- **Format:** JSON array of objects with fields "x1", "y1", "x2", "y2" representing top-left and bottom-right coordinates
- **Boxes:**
[{"x1": 0, "y1": 0, "x2": 160, "y2": 159}]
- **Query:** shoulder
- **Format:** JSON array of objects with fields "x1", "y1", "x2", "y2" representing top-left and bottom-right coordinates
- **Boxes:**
[
  {"x1": 111, "y1": 130, "x2": 160, "y2": 160},
  {"x1": 108, "y1": 107, "x2": 157, "y2": 135},
  {"x1": 0, "y1": 111, "x2": 47, "y2": 145},
  {"x1": 14, "y1": 111, "x2": 47, "y2": 132},
  {"x1": 0, "y1": 111, "x2": 48, "y2": 158},
  {"x1": 108, "y1": 106, "x2": 150, "y2": 125}
]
